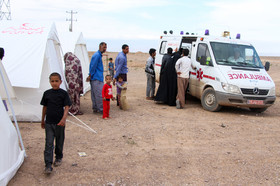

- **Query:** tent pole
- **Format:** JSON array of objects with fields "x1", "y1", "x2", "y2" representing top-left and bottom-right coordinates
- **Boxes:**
[
  {"x1": 68, "y1": 112, "x2": 97, "y2": 134},
  {"x1": 0, "y1": 65, "x2": 26, "y2": 157}
]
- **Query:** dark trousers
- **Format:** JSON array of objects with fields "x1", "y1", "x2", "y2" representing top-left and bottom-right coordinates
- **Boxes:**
[
  {"x1": 146, "y1": 74, "x2": 155, "y2": 97},
  {"x1": 44, "y1": 123, "x2": 65, "y2": 167},
  {"x1": 117, "y1": 94, "x2": 122, "y2": 108}
]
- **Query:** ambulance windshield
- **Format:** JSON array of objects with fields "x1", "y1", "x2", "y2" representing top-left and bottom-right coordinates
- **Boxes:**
[{"x1": 210, "y1": 42, "x2": 264, "y2": 68}]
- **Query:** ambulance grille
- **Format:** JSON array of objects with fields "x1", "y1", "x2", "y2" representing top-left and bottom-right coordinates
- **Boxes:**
[{"x1": 241, "y1": 88, "x2": 269, "y2": 95}]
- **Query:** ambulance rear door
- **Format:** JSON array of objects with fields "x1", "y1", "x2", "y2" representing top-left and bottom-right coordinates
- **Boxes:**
[{"x1": 155, "y1": 36, "x2": 181, "y2": 82}]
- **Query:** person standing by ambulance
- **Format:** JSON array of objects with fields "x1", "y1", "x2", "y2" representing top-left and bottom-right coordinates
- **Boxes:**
[
  {"x1": 155, "y1": 47, "x2": 173, "y2": 103},
  {"x1": 175, "y1": 49, "x2": 193, "y2": 109},
  {"x1": 145, "y1": 48, "x2": 156, "y2": 100},
  {"x1": 165, "y1": 48, "x2": 182, "y2": 106}
]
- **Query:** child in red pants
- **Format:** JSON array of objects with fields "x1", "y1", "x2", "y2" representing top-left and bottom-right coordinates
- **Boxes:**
[{"x1": 102, "y1": 75, "x2": 115, "y2": 119}]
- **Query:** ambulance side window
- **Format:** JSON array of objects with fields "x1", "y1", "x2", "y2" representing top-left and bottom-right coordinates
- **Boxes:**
[
  {"x1": 160, "y1": 41, "x2": 167, "y2": 54},
  {"x1": 196, "y1": 43, "x2": 213, "y2": 66}
]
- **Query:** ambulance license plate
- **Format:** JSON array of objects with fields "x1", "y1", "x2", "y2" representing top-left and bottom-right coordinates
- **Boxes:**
[{"x1": 247, "y1": 100, "x2": 264, "y2": 105}]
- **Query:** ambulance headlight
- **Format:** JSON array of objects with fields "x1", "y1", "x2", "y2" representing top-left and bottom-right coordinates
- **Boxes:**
[
  {"x1": 268, "y1": 87, "x2": 275, "y2": 96},
  {"x1": 221, "y1": 82, "x2": 241, "y2": 94}
]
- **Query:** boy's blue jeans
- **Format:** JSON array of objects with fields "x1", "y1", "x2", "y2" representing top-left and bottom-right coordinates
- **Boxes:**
[{"x1": 44, "y1": 123, "x2": 65, "y2": 168}]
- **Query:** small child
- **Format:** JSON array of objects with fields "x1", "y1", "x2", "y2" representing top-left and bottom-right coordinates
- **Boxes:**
[
  {"x1": 40, "y1": 72, "x2": 72, "y2": 174},
  {"x1": 102, "y1": 75, "x2": 115, "y2": 119},
  {"x1": 116, "y1": 76, "x2": 127, "y2": 109},
  {"x1": 108, "y1": 58, "x2": 114, "y2": 78}
]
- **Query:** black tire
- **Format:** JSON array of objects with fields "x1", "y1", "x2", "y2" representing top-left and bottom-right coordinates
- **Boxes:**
[
  {"x1": 201, "y1": 87, "x2": 221, "y2": 112},
  {"x1": 249, "y1": 107, "x2": 268, "y2": 113}
]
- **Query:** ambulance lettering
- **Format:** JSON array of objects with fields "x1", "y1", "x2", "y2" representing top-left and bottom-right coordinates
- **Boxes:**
[{"x1": 228, "y1": 73, "x2": 271, "y2": 82}]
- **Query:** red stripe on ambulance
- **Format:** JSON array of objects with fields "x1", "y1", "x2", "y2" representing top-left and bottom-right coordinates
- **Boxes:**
[{"x1": 190, "y1": 71, "x2": 215, "y2": 80}]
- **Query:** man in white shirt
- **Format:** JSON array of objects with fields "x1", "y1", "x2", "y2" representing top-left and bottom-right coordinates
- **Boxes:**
[{"x1": 175, "y1": 49, "x2": 193, "y2": 109}]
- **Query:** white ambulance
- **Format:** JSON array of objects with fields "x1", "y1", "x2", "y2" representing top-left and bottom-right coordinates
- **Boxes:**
[{"x1": 155, "y1": 30, "x2": 276, "y2": 112}]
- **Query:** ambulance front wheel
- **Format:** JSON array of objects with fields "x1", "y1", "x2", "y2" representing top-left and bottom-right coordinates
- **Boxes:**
[{"x1": 201, "y1": 87, "x2": 222, "y2": 112}]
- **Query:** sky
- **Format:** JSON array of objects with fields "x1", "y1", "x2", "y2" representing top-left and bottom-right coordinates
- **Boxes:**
[{"x1": 4, "y1": 0, "x2": 280, "y2": 55}]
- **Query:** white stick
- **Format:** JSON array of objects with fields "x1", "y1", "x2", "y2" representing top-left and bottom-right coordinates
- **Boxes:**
[
  {"x1": 68, "y1": 112, "x2": 97, "y2": 134},
  {"x1": 66, "y1": 119, "x2": 95, "y2": 133}
]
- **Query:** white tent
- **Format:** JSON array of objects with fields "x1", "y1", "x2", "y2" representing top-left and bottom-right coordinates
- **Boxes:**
[
  {"x1": 0, "y1": 96, "x2": 25, "y2": 186},
  {"x1": 59, "y1": 32, "x2": 90, "y2": 95},
  {"x1": 0, "y1": 21, "x2": 67, "y2": 122},
  {"x1": 0, "y1": 60, "x2": 25, "y2": 186}
]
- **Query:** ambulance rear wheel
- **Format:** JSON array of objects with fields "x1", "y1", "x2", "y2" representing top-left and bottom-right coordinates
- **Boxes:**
[
  {"x1": 201, "y1": 87, "x2": 221, "y2": 112},
  {"x1": 249, "y1": 107, "x2": 268, "y2": 113}
]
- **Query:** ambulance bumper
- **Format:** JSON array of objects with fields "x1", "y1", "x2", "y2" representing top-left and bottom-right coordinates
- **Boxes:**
[{"x1": 216, "y1": 91, "x2": 276, "y2": 108}]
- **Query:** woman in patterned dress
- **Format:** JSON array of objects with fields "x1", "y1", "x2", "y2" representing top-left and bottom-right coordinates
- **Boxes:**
[{"x1": 64, "y1": 52, "x2": 83, "y2": 115}]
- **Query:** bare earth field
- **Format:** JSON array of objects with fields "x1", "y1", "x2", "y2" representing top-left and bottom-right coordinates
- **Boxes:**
[{"x1": 9, "y1": 53, "x2": 280, "y2": 185}]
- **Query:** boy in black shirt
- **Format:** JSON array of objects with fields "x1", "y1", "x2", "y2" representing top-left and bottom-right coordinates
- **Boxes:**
[{"x1": 40, "y1": 72, "x2": 71, "y2": 174}]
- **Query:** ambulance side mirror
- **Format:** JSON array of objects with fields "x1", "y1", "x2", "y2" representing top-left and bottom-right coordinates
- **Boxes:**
[{"x1": 264, "y1": 61, "x2": 270, "y2": 71}]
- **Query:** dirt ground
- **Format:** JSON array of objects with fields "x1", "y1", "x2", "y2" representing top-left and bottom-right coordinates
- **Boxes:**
[{"x1": 9, "y1": 53, "x2": 280, "y2": 185}]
